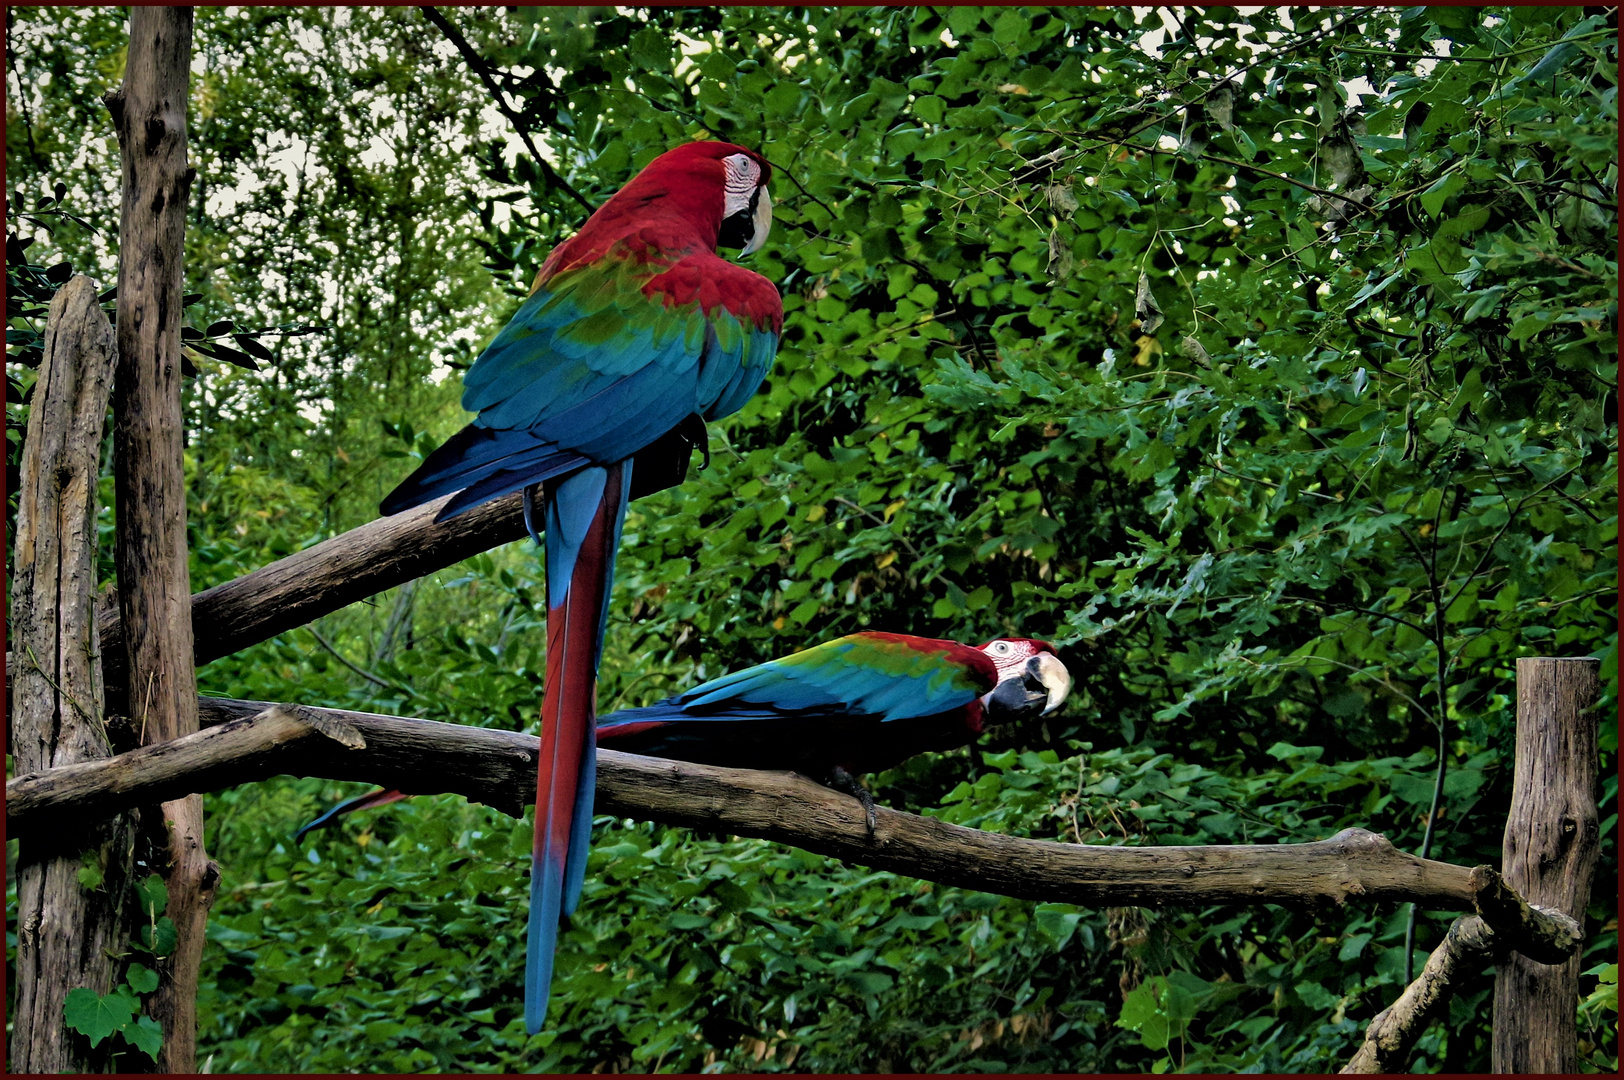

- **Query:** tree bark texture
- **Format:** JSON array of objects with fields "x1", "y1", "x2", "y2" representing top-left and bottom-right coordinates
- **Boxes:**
[
  {"x1": 1491, "y1": 656, "x2": 1601, "y2": 1074},
  {"x1": 97, "y1": 490, "x2": 528, "y2": 712},
  {"x1": 9, "y1": 276, "x2": 136, "y2": 1073},
  {"x1": 107, "y1": 9, "x2": 215, "y2": 1072},
  {"x1": 8, "y1": 695, "x2": 1496, "y2": 914}
]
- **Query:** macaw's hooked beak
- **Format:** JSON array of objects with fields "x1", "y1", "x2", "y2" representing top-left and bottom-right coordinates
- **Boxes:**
[
  {"x1": 719, "y1": 184, "x2": 772, "y2": 255},
  {"x1": 1030, "y1": 652, "x2": 1072, "y2": 714},
  {"x1": 739, "y1": 186, "x2": 772, "y2": 256},
  {"x1": 985, "y1": 653, "x2": 1073, "y2": 721}
]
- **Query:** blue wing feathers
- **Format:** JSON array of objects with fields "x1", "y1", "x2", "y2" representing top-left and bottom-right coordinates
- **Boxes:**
[
  {"x1": 383, "y1": 424, "x2": 588, "y2": 518},
  {"x1": 383, "y1": 261, "x2": 778, "y2": 522},
  {"x1": 434, "y1": 448, "x2": 585, "y2": 521},
  {"x1": 648, "y1": 637, "x2": 983, "y2": 724}
]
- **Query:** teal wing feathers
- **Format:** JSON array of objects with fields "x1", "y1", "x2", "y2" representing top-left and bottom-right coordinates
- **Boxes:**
[{"x1": 676, "y1": 633, "x2": 996, "y2": 722}]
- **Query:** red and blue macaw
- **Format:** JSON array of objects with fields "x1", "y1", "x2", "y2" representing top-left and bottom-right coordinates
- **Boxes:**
[
  {"x1": 378, "y1": 141, "x2": 780, "y2": 1034},
  {"x1": 595, "y1": 633, "x2": 1071, "y2": 828},
  {"x1": 298, "y1": 632, "x2": 1071, "y2": 836}
]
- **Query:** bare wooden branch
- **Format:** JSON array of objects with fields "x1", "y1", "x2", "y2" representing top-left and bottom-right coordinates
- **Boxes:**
[
  {"x1": 1492, "y1": 656, "x2": 1601, "y2": 1074},
  {"x1": 9, "y1": 696, "x2": 1493, "y2": 913},
  {"x1": 10, "y1": 275, "x2": 132, "y2": 1074},
  {"x1": 7, "y1": 705, "x2": 369, "y2": 826},
  {"x1": 108, "y1": 9, "x2": 212, "y2": 1070},
  {"x1": 1342, "y1": 915, "x2": 1497, "y2": 1073},
  {"x1": 97, "y1": 490, "x2": 529, "y2": 709},
  {"x1": 1342, "y1": 898, "x2": 1584, "y2": 1074}
]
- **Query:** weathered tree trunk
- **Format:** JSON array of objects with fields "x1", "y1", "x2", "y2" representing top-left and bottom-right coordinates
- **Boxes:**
[
  {"x1": 106, "y1": 8, "x2": 216, "y2": 1072},
  {"x1": 9, "y1": 276, "x2": 132, "y2": 1073},
  {"x1": 1491, "y1": 656, "x2": 1600, "y2": 1073}
]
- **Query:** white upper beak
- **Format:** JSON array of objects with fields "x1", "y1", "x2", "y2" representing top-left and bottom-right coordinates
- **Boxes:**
[
  {"x1": 1034, "y1": 652, "x2": 1072, "y2": 715},
  {"x1": 740, "y1": 187, "x2": 772, "y2": 256}
]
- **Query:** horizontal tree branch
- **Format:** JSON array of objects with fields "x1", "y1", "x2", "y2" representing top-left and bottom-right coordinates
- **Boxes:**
[{"x1": 3, "y1": 695, "x2": 1514, "y2": 915}]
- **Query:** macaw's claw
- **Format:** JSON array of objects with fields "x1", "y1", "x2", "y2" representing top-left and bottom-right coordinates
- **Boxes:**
[{"x1": 828, "y1": 765, "x2": 878, "y2": 837}]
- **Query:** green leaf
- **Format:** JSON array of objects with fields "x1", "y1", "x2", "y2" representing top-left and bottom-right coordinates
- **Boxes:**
[
  {"x1": 125, "y1": 963, "x2": 160, "y2": 994},
  {"x1": 123, "y1": 1015, "x2": 164, "y2": 1061},
  {"x1": 1118, "y1": 976, "x2": 1172, "y2": 1051},
  {"x1": 135, "y1": 874, "x2": 168, "y2": 918},
  {"x1": 1034, "y1": 903, "x2": 1083, "y2": 950},
  {"x1": 1419, "y1": 172, "x2": 1466, "y2": 217},
  {"x1": 63, "y1": 987, "x2": 137, "y2": 1048},
  {"x1": 78, "y1": 850, "x2": 104, "y2": 891},
  {"x1": 136, "y1": 916, "x2": 179, "y2": 957}
]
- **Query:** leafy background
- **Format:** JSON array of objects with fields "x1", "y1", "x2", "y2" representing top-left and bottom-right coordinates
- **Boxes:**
[{"x1": 6, "y1": 5, "x2": 1616, "y2": 1073}]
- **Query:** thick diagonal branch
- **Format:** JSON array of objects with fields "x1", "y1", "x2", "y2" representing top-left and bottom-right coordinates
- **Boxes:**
[
  {"x1": 94, "y1": 491, "x2": 530, "y2": 710},
  {"x1": 1341, "y1": 901, "x2": 1582, "y2": 1074},
  {"x1": 9, "y1": 696, "x2": 1492, "y2": 913}
]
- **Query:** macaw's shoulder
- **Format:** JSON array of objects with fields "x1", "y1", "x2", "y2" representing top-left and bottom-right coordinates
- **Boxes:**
[
  {"x1": 644, "y1": 252, "x2": 783, "y2": 335},
  {"x1": 532, "y1": 227, "x2": 782, "y2": 336}
]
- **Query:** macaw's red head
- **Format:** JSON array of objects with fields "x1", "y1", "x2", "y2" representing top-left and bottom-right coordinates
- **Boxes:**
[
  {"x1": 586, "y1": 139, "x2": 774, "y2": 257},
  {"x1": 978, "y1": 638, "x2": 1072, "y2": 719}
]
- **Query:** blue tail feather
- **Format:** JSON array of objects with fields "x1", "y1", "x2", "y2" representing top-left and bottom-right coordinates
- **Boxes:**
[
  {"x1": 561, "y1": 727, "x2": 596, "y2": 917},
  {"x1": 524, "y1": 460, "x2": 631, "y2": 1035},
  {"x1": 524, "y1": 853, "x2": 564, "y2": 1033}
]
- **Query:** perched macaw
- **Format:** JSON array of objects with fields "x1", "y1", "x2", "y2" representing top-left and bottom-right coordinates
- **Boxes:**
[
  {"x1": 298, "y1": 632, "x2": 1072, "y2": 835},
  {"x1": 378, "y1": 141, "x2": 780, "y2": 1034},
  {"x1": 596, "y1": 633, "x2": 1072, "y2": 828}
]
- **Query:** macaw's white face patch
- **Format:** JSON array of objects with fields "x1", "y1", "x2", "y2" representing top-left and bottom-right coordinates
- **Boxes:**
[
  {"x1": 721, "y1": 153, "x2": 772, "y2": 255},
  {"x1": 722, "y1": 153, "x2": 762, "y2": 216}
]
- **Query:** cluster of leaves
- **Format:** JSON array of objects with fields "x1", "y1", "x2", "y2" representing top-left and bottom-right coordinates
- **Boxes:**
[
  {"x1": 6, "y1": 4, "x2": 1615, "y2": 1074},
  {"x1": 59, "y1": 875, "x2": 172, "y2": 1064},
  {"x1": 4, "y1": 190, "x2": 322, "y2": 578}
]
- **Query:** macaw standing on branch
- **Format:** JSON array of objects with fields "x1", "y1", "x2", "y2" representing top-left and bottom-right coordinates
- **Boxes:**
[
  {"x1": 300, "y1": 632, "x2": 1072, "y2": 836},
  {"x1": 379, "y1": 141, "x2": 780, "y2": 1034},
  {"x1": 597, "y1": 633, "x2": 1072, "y2": 828}
]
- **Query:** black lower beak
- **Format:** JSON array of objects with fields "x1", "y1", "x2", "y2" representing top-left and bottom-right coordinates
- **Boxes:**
[{"x1": 986, "y1": 669, "x2": 1050, "y2": 721}]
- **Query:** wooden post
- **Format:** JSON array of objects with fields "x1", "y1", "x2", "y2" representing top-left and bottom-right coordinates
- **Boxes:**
[
  {"x1": 9, "y1": 277, "x2": 132, "y2": 1072},
  {"x1": 1492, "y1": 656, "x2": 1600, "y2": 1073},
  {"x1": 107, "y1": 7, "x2": 217, "y2": 1073}
]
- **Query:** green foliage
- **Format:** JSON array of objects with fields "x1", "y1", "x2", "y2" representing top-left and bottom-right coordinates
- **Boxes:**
[
  {"x1": 7, "y1": 4, "x2": 1616, "y2": 1074},
  {"x1": 62, "y1": 965, "x2": 165, "y2": 1063}
]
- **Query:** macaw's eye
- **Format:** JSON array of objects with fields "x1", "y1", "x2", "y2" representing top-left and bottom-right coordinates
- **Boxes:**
[{"x1": 989, "y1": 641, "x2": 1013, "y2": 656}]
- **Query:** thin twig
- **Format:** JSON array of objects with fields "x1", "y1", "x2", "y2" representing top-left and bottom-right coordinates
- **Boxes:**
[
  {"x1": 6, "y1": 14, "x2": 42, "y2": 171},
  {"x1": 305, "y1": 625, "x2": 396, "y2": 691},
  {"x1": 419, "y1": 6, "x2": 596, "y2": 216}
]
